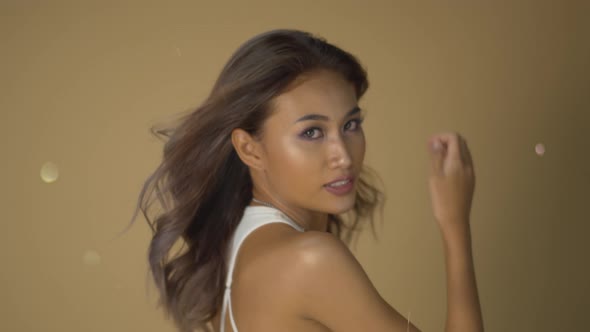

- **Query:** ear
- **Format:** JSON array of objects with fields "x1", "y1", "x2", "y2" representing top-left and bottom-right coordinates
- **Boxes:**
[{"x1": 231, "y1": 128, "x2": 265, "y2": 170}]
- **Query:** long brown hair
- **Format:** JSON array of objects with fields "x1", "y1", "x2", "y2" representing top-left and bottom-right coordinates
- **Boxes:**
[{"x1": 127, "y1": 29, "x2": 384, "y2": 332}]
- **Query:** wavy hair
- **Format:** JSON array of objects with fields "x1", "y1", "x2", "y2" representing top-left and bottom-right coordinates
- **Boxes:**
[{"x1": 127, "y1": 29, "x2": 385, "y2": 332}]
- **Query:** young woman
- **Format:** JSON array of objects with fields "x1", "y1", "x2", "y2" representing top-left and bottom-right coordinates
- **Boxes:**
[{"x1": 132, "y1": 29, "x2": 483, "y2": 332}]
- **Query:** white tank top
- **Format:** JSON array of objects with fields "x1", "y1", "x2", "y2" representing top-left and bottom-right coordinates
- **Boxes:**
[{"x1": 220, "y1": 205, "x2": 305, "y2": 332}]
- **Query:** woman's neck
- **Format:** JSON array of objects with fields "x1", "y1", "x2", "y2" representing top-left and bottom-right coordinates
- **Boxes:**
[{"x1": 251, "y1": 191, "x2": 329, "y2": 232}]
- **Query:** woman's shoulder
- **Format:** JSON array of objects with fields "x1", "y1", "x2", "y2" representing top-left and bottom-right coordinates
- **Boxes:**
[
  {"x1": 239, "y1": 227, "x2": 358, "y2": 292},
  {"x1": 235, "y1": 226, "x2": 413, "y2": 331},
  {"x1": 257, "y1": 229, "x2": 412, "y2": 331},
  {"x1": 249, "y1": 226, "x2": 347, "y2": 265},
  {"x1": 282, "y1": 230, "x2": 351, "y2": 264},
  {"x1": 235, "y1": 225, "x2": 348, "y2": 284},
  {"x1": 283, "y1": 230, "x2": 363, "y2": 284}
]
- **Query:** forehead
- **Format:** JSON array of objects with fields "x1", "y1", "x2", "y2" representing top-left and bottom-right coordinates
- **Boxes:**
[{"x1": 270, "y1": 70, "x2": 358, "y2": 120}]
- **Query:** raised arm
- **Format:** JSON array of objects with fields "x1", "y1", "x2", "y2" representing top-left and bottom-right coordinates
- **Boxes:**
[{"x1": 428, "y1": 132, "x2": 484, "y2": 331}]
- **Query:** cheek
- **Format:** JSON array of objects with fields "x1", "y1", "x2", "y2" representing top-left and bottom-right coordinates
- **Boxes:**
[{"x1": 266, "y1": 138, "x2": 323, "y2": 192}]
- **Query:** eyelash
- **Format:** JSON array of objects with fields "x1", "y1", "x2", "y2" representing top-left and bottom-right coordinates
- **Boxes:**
[{"x1": 300, "y1": 117, "x2": 365, "y2": 140}]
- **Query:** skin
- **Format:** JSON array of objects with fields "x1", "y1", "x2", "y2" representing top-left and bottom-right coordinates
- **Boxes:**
[{"x1": 211, "y1": 69, "x2": 483, "y2": 332}]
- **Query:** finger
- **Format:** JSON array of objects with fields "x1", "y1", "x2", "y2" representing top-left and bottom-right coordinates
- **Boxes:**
[
  {"x1": 449, "y1": 133, "x2": 463, "y2": 162},
  {"x1": 435, "y1": 132, "x2": 461, "y2": 162},
  {"x1": 457, "y1": 135, "x2": 467, "y2": 165},
  {"x1": 458, "y1": 135, "x2": 474, "y2": 168},
  {"x1": 463, "y1": 138, "x2": 473, "y2": 168},
  {"x1": 428, "y1": 137, "x2": 444, "y2": 175}
]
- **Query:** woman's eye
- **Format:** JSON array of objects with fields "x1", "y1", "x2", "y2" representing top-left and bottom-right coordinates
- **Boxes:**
[
  {"x1": 301, "y1": 127, "x2": 322, "y2": 139},
  {"x1": 344, "y1": 118, "x2": 364, "y2": 131}
]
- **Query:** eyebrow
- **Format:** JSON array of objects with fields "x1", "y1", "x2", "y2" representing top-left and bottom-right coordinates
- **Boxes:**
[{"x1": 294, "y1": 106, "x2": 362, "y2": 123}]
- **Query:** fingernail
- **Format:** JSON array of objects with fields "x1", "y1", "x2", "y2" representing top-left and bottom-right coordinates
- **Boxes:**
[{"x1": 431, "y1": 141, "x2": 442, "y2": 152}]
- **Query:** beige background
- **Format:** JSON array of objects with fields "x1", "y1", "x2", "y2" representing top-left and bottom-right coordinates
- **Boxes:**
[{"x1": 2, "y1": 1, "x2": 589, "y2": 331}]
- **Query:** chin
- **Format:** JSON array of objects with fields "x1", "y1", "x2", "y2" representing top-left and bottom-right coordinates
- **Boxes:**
[{"x1": 324, "y1": 194, "x2": 357, "y2": 215}]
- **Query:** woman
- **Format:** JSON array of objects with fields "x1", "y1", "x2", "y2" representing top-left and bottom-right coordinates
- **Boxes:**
[{"x1": 132, "y1": 29, "x2": 483, "y2": 332}]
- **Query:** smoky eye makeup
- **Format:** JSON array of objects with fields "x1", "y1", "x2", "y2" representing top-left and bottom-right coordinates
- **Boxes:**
[
  {"x1": 299, "y1": 126, "x2": 323, "y2": 140},
  {"x1": 295, "y1": 107, "x2": 366, "y2": 140},
  {"x1": 346, "y1": 116, "x2": 365, "y2": 129},
  {"x1": 298, "y1": 116, "x2": 365, "y2": 140}
]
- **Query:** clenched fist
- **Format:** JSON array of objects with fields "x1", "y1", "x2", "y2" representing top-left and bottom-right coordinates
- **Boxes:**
[{"x1": 427, "y1": 132, "x2": 476, "y2": 231}]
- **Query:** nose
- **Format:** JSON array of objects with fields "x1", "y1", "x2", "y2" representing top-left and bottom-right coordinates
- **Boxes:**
[{"x1": 327, "y1": 136, "x2": 352, "y2": 169}]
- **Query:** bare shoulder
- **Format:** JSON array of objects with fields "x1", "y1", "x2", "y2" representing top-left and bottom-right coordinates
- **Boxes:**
[{"x1": 274, "y1": 230, "x2": 422, "y2": 332}]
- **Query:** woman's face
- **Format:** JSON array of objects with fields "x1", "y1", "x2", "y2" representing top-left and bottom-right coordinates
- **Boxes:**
[{"x1": 258, "y1": 69, "x2": 366, "y2": 215}]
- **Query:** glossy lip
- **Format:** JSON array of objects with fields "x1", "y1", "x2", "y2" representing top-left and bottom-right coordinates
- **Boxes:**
[
  {"x1": 323, "y1": 175, "x2": 355, "y2": 196},
  {"x1": 323, "y1": 175, "x2": 355, "y2": 187}
]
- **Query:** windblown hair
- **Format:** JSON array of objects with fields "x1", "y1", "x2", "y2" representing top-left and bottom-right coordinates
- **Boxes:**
[{"x1": 128, "y1": 29, "x2": 385, "y2": 332}]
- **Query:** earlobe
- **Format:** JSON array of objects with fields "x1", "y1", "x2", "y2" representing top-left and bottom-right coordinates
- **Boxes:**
[{"x1": 231, "y1": 128, "x2": 264, "y2": 170}]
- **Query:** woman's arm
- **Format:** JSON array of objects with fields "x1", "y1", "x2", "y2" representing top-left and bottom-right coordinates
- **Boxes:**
[
  {"x1": 441, "y1": 223, "x2": 484, "y2": 332},
  {"x1": 428, "y1": 132, "x2": 483, "y2": 331}
]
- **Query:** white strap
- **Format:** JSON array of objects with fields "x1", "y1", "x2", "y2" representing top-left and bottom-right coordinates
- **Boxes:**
[
  {"x1": 220, "y1": 286, "x2": 239, "y2": 332},
  {"x1": 220, "y1": 209, "x2": 305, "y2": 332},
  {"x1": 220, "y1": 287, "x2": 229, "y2": 332},
  {"x1": 229, "y1": 289, "x2": 239, "y2": 332}
]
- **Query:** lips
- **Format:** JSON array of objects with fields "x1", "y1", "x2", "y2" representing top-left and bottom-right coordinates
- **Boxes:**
[
  {"x1": 323, "y1": 176, "x2": 355, "y2": 196},
  {"x1": 324, "y1": 176, "x2": 354, "y2": 187}
]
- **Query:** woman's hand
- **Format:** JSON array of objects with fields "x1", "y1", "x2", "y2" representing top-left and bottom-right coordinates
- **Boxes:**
[{"x1": 427, "y1": 132, "x2": 475, "y2": 232}]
